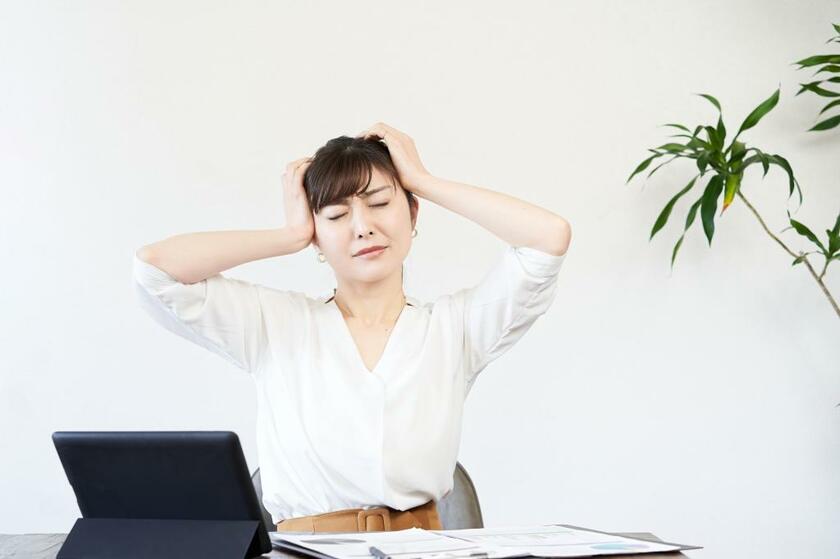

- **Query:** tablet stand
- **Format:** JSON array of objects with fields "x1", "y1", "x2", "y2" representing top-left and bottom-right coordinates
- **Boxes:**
[{"x1": 57, "y1": 517, "x2": 264, "y2": 559}]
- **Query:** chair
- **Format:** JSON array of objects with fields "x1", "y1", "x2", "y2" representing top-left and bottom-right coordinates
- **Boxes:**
[
  {"x1": 435, "y1": 461, "x2": 485, "y2": 529},
  {"x1": 251, "y1": 461, "x2": 484, "y2": 532}
]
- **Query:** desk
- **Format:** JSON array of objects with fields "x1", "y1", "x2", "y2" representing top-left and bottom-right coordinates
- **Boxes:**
[{"x1": 0, "y1": 531, "x2": 696, "y2": 558}]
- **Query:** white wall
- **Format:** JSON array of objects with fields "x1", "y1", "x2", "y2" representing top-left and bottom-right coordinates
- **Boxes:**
[{"x1": 2, "y1": 1, "x2": 839, "y2": 557}]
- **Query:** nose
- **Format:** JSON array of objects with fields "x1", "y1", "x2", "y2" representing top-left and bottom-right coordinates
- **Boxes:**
[{"x1": 351, "y1": 203, "x2": 376, "y2": 238}]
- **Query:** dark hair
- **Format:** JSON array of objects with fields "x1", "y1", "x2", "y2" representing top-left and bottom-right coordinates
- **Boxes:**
[{"x1": 303, "y1": 135, "x2": 417, "y2": 215}]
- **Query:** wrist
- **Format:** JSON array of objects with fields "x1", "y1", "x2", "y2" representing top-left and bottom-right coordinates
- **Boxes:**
[
  {"x1": 408, "y1": 173, "x2": 437, "y2": 198},
  {"x1": 277, "y1": 226, "x2": 313, "y2": 254}
]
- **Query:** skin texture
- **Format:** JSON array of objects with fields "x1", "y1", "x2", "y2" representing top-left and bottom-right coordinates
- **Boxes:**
[{"x1": 311, "y1": 165, "x2": 418, "y2": 327}]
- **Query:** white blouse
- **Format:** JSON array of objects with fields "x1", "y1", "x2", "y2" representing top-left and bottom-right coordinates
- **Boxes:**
[{"x1": 132, "y1": 245, "x2": 566, "y2": 524}]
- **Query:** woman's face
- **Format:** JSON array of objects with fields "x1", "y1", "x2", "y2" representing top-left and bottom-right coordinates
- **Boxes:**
[{"x1": 312, "y1": 166, "x2": 418, "y2": 285}]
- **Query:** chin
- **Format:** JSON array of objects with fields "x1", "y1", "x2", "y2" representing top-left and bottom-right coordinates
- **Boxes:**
[{"x1": 350, "y1": 263, "x2": 400, "y2": 282}]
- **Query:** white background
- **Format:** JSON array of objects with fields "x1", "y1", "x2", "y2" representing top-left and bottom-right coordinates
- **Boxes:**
[{"x1": 2, "y1": 2, "x2": 839, "y2": 558}]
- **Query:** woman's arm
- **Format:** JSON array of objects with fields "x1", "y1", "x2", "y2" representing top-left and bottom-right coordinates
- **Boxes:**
[
  {"x1": 137, "y1": 156, "x2": 316, "y2": 285},
  {"x1": 354, "y1": 122, "x2": 570, "y2": 256},
  {"x1": 137, "y1": 226, "x2": 311, "y2": 285},
  {"x1": 413, "y1": 175, "x2": 571, "y2": 256}
]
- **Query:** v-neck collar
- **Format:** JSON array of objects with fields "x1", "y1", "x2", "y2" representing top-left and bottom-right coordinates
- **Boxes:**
[{"x1": 324, "y1": 293, "x2": 415, "y2": 376}]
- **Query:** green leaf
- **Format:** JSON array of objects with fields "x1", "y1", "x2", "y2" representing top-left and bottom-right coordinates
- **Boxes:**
[
  {"x1": 796, "y1": 81, "x2": 840, "y2": 97},
  {"x1": 655, "y1": 142, "x2": 690, "y2": 152},
  {"x1": 767, "y1": 154, "x2": 802, "y2": 205},
  {"x1": 728, "y1": 140, "x2": 747, "y2": 162},
  {"x1": 647, "y1": 154, "x2": 681, "y2": 179},
  {"x1": 670, "y1": 197, "x2": 703, "y2": 269},
  {"x1": 686, "y1": 137, "x2": 711, "y2": 150},
  {"x1": 789, "y1": 217, "x2": 827, "y2": 253},
  {"x1": 700, "y1": 175, "x2": 724, "y2": 245},
  {"x1": 740, "y1": 151, "x2": 770, "y2": 178},
  {"x1": 696, "y1": 152, "x2": 710, "y2": 174},
  {"x1": 671, "y1": 236, "x2": 685, "y2": 269},
  {"x1": 696, "y1": 93, "x2": 722, "y2": 113},
  {"x1": 722, "y1": 172, "x2": 743, "y2": 213},
  {"x1": 794, "y1": 54, "x2": 840, "y2": 68},
  {"x1": 792, "y1": 254, "x2": 809, "y2": 266},
  {"x1": 817, "y1": 98, "x2": 840, "y2": 115},
  {"x1": 735, "y1": 88, "x2": 780, "y2": 138},
  {"x1": 626, "y1": 153, "x2": 662, "y2": 183},
  {"x1": 833, "y1": 23, "x2": 840, "y2": 35},
  {"x1": 826, "y1": 228, "x2": 840, "y2": 256},
  {"x1": 716, "y1": 115, "x2": 727, "y2": 146},
  {"x1": 758, "y1": 152, "x2": 770, "y2": 177},
  {"x1": 809, "y1": 113, "x2": 840, "y2": 131},
  {"x1": 813, "y1": 64, "x2": 840, "y2": 76},
  {"x1": 832, "y1": 211, "x2": 840, "y2": 237},
  {"x1": 662, "y1": 123, "x2": 690, "y2": 132},
  {"x1": 650, "y1": 175, "x2": 699, "y2": 240},
  {"x1": 685, "y1": 197, "x2": 703, "y2": 229},
  {"x1": 704, "y1": 126, "x2": 721, "y2": 151}
]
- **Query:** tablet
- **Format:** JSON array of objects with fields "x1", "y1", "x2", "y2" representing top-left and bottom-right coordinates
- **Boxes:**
[{"x1": 52, "y1": 430, "x2": 271, "y2": 556}]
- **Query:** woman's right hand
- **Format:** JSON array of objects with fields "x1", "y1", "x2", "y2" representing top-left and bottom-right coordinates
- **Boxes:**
[{"x1": 282, "y1": 157, "x2": 315, "y2": 250}]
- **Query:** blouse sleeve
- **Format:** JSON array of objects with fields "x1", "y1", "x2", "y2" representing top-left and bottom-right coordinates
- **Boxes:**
[
  {"x1": 453, "y1": 245, "x2": 567, "y2": 395},
  {"x1": 132, "y1": 252, "x2": 269, "y2": 374}
]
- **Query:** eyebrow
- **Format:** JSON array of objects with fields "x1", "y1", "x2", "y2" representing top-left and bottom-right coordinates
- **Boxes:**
[{"x1": 332, "y1": 185, "x2": 393, "y2": 205}]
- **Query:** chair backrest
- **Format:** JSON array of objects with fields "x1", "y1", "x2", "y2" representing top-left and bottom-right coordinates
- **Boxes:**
[
  {"x1": 251, "y1": 461, "x2": 483, "y2": 532},
  {"x1": 437, "y1": 461, "x2": 485, "y2": 529}
]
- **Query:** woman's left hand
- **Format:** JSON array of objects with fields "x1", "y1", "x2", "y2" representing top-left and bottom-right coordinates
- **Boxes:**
[{"x1": 356, "y1": 122, "x2": 432, "y2": 194}]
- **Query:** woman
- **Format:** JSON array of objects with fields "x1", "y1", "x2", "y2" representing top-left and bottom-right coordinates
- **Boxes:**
[{"x1": 133, "y1": 122, "x2": 571, "y2": 533}]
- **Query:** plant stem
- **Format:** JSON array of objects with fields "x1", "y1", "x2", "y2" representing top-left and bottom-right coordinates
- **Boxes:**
[{"x1": 736, "y1": 191, "x2": 840, "y2": 319}]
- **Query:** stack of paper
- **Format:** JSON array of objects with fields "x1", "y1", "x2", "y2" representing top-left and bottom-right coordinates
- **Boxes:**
[{"x1": 270, "y1": 524, "x2": 702, "y2": 558}]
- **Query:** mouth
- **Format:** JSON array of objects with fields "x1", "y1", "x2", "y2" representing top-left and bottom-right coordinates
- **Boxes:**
[{"x1": 353, "y1": 245, "x2": 388, "y2": 257}]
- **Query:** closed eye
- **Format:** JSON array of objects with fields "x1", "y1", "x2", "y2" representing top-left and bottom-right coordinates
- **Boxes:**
[{"x1": 327, "y1": 202, "x2": 389, "y2": 221}]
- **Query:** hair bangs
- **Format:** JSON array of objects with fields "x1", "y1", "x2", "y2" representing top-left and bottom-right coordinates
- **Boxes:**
[
  {"x1": 312, "y1": 156, "x2": 374, "y2": 213},
  {"x1": 303, "y1": 136, "x2": 404, "y2": 214}
]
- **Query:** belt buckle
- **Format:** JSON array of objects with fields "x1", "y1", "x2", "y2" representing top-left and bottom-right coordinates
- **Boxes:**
[{"x1": 357, "y1": 507, "x2": 391, "y2": 532}]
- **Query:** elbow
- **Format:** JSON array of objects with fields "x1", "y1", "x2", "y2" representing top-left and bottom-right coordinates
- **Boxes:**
[
  {"x1": 135, "y1": 246, "x2": 158, "y2": 265},
  {"x1": 546, "y1": 219, "x2": 571, "y2": 256}
]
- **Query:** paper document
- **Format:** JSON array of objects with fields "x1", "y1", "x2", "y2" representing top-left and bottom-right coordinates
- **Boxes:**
[
  {"x1": 431, "y1": 524, "x2": 700, "y2": 557},
  {"x1": 270, "y1": 523, "x2": 702, "y2": 558},
  {"x1": 271, "y1": 527, "x2": 525, "y2": 559}
]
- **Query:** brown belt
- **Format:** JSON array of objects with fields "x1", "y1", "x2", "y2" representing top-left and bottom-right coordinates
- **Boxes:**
[{"x1": 276, "y1": 499, "x2": 442, "y2": 533}]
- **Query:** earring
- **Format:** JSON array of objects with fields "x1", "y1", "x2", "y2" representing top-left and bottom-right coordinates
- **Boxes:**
[
  {"x1": 317, "y1": 252, "x2": 326, "y2": 263},
  {"x1": 411, "y1": 228, "x2": 418, "y2": 238}
]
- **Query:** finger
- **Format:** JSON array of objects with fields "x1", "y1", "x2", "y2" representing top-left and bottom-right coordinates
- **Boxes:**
[
  {"x1": 376, "y1": 122, "x2": 402, "y2": 136},
  {"x1": 287, "y1": 158, "x2": 310, "y2": 178},
  {"x1": 293, "y1": 161, "x2": 310, "y2": 176},
  {"x1": 381, "y1": 123, "x2": 411, "y2": 143},
  {"x1": 356, "y1": 129, "x2": 381, "y2": 140},
  {"x1": 357, "y1": 123, "x2": 387, "y2": 140},
  {"x1": 292, "y1": 157, "x2": 310, "y2": 168},
  {"x1": 368, "y1": 129, "x2": 388, "y2": 144},
  {"x1": 286, "y1": 159, "x2": 305, "y2": 172}
]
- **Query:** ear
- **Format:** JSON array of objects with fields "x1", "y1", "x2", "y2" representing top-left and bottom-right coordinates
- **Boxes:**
[{"x1": 409, "y1": 197, "x2": 419, "y2": 230}]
